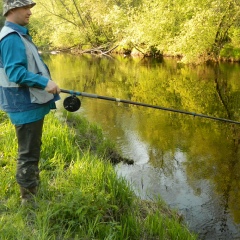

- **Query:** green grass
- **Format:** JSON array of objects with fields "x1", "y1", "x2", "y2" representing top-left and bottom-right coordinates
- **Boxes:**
[{"x1": 0, "y1": 110, "x2": 198, "y2": 239}]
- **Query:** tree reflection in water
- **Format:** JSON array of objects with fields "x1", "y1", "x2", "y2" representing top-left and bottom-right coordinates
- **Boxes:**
[{"x1": 45, "y1": 54, "x2": 240, "y2": 239}]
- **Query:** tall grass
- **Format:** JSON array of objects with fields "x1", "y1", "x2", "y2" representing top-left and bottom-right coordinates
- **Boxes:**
[{"x1": 0, "y1": 110, "x2": 197, "y2": 239}]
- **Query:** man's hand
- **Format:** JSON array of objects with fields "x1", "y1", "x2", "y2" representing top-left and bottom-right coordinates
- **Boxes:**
[{"x1": 45, "y1": 80, "x2": 60, "y2": 94}]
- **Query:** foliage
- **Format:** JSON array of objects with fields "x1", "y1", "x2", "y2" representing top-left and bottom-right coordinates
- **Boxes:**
[
  {"x1": 30, "y1": 0, "x2": 116, "y2": 49},
  {"x1": 25, "y1": 0, "x2": 240, "y2": 62},
  {"x1": 0, "y1": 0, "x2": 239, "y2": 62},
  {"x1": 0, "y1": 3, "x2": 4, "y2": 28}
]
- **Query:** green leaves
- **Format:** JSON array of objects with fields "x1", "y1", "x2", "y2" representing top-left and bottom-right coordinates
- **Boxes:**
[{"x1": 21, "y1": 0, "x2": 240, "y2": 62}]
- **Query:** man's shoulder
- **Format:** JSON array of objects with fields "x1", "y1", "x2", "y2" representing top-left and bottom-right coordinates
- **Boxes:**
[
  {"x1": 0, "y1": 26, "x2": 15, "y2": 34},
  {"x1": 0, "y1": 27, "x2": 20, "y2": 42},
  {"x1": 0, "y1": 26, "x2": 19, "y2": 41}
]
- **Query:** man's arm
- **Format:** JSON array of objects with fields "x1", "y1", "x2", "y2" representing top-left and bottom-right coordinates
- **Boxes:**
[
  {"x1": 1, "y1": 33, "x2": 60, "y2": 94},
  {"x1": 1, "y1": 33, "x2": 49, "y2": 89}
]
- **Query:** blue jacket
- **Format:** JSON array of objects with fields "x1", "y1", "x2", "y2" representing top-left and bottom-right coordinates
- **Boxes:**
[{"x1": 0, "y1": 21, "x2": 59, "y2": 125}]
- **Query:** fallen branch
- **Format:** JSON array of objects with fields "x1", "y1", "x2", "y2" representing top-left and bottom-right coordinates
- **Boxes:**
[{"x1": 79, "y1": 44, "x2": 118, "y2": 56}]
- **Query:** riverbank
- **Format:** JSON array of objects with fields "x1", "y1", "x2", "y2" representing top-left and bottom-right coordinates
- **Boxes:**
[{"x1": 0, "y1": 110, "x2": 197, "y2": 239}]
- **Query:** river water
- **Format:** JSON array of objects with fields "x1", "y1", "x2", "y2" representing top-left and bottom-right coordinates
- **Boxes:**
[{"x1": 44, "y1": 53, "x2": 240, "y2": 239}]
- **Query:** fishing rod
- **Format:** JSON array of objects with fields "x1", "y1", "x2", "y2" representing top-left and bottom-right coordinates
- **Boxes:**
[{"x1": 60, "y1": 88, "x2": 240, "y2": 125}]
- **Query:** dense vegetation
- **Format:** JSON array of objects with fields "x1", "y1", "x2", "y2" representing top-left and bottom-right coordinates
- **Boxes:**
[{"x1": 0, "y1": 0, "x2": 240, "y2": 63}]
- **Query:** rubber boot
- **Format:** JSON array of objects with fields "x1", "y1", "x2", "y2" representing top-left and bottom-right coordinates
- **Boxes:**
[{"x1": 20, "y1": 186, "x2": 38, "y2": 208}]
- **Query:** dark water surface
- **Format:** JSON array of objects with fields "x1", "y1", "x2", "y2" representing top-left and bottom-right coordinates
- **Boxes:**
[{"x1": 44, "y1": 53, "x2": 240, "y2": 239}]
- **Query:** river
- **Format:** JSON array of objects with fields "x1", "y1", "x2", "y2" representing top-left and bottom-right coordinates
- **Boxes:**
[{"x1": 44, "y1": 53, "x2": 240, "y2": 240}]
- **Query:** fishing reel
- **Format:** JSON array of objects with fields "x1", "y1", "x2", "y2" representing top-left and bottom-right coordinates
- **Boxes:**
[{"x1": 63, "y1": 95, "x2": 81, "y2": 112}]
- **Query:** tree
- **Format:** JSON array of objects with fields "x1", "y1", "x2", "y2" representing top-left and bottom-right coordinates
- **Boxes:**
[
  {"x1": 172, "y1": 0, "x2": 240, "y2": 63},
  {"x1": 29, "y1": 0, "x2": 240, "y2": 62}
]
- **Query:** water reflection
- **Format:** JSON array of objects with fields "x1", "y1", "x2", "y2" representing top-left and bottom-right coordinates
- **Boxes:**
[{"x1": 44, "y1": 53, "x2": 240, "y2": 239}]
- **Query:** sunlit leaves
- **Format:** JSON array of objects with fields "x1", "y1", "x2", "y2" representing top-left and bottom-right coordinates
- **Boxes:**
[{"x1": 25, "y1": 0, "x2": 240, "y2": 61}]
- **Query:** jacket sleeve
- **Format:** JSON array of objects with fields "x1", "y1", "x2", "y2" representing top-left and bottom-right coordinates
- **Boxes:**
[{"x1": 0, "y1": 33, "x2": 49, "y2": 89}]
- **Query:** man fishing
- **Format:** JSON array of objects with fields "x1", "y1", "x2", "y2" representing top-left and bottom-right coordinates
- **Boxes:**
[{"x1": 0, "y1": 0, "x2": 60, "y2": 206}]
